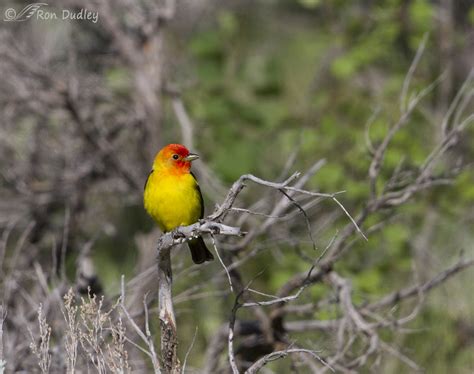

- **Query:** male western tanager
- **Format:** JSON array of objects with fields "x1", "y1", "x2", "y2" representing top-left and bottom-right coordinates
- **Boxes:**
[{"x1": 144, "y1": 143, "x2": 214, "y2": 264}]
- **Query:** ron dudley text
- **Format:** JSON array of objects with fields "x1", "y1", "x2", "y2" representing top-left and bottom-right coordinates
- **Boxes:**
[{"x1": 37, "y1": 8, "x2": 99, "y2": 23}]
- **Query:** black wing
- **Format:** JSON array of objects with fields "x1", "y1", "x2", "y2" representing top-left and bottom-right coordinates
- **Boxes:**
[
  {"x1": 191, "y1": 171, "x2": 204, "y2": 219},
  {"x1": 144, "y1": 170, "x2": 153, "y2": 191}
]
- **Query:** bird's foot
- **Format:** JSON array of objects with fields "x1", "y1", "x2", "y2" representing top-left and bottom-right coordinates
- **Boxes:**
[
  {"x1": 171, "y1": 228, "x2": 186, "y2": 240},
  {"x1": 209, "y1": 224, "x2": 221, "y2": 235}
]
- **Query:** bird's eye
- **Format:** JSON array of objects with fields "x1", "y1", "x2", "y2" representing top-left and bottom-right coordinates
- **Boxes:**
[{"x1": 172, "y1": 154, "x2": 179, "y2": 160}]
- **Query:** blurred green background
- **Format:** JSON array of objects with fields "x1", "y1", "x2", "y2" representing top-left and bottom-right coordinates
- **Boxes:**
[{"x1": 98, "y1": 1, "x2": 474, "y2": 371}]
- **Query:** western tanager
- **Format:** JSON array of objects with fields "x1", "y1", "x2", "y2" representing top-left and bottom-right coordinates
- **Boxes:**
[{"x1": 144, "y1": 143, "x2": 214, "y2": 264}]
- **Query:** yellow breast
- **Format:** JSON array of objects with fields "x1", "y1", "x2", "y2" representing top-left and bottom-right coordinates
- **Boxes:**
[{"x1": 144, "y1": 171, "x2": 202, "y2": 232}]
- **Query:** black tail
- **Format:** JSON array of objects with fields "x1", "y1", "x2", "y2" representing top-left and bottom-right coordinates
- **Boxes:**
[{"x1": 188, "y1": 237, "x2": 214, "y2": 264}]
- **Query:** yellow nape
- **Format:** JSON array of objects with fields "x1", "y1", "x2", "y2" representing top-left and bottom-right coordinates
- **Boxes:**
[{"x1": 144, "y1": 170, "x2": 202, "y2": 232}]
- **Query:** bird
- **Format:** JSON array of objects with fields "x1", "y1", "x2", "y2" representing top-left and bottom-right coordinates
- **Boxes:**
[{"x1": 144, "y1": 143, "x2": 214, "y2": 264}]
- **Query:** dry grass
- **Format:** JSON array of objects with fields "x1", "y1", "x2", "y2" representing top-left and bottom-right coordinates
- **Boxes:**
[{"x1": 26, "y1": 288, "x2": 137, "y2": 373}]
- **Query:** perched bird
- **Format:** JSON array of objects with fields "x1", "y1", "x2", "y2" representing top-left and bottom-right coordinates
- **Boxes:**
[{"x1": 144, "y1": 144, "x2": 214, "y2": 264}]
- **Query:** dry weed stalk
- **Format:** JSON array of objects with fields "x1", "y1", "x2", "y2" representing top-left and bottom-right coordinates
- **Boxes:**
[
  {"x1": 78, "y1": 289, "x2": 130, "y2": 373},
  {"x1": 29, "y1": 288, "x2": 131, "y2": 373},
  {"x1": 62, "y1": 289, "x2": 78, "y2": 374},
  {"x1": 29, "y1": 304, "x2": 52, "y2": 374}
]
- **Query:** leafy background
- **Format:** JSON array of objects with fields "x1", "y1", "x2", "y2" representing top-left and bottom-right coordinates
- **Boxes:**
[{"x1": 127, "y1": 1, "x2": 474, "y2": 371}]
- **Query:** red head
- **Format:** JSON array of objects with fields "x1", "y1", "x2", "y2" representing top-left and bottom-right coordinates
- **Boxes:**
[{"x1": 153, "y1": 144, "x2": 199, "y2": 174}]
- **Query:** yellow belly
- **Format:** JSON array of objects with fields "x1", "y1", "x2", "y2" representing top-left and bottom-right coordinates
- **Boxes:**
[{"x1": 144, "y1": 171, "x2": 202, "y2": 232}]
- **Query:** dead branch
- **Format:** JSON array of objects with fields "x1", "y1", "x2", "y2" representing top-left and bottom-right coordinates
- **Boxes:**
[
  {"x1": 245, "y1": 348, "x2": 334, "y2": 374},
  {"x1": 120, "y1": 277, "x2": 160, "y2": 373},
  {"x1": 367, "y1": 257, "x2": 474, "y2": 311},
  {"x1": 157, "y1": 246, "x2": 179, "y2": 374}
]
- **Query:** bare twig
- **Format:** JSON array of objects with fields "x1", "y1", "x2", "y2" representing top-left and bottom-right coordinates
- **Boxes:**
[
  {"x1": 368, "y1": 257, "x2": 474, "y2": 310},
  {"x1": 0, "y1": 305, "x2": 6, "y2": 371},
  {"x1": 245, "y1": 348, "x2": 334, "y2": 374},
  {"x1": 228, "y1": 293, "x2": 242, "y2": 374},
  {"x1": 400, "y1": 33, "x2": 429, "y2": 112},
  {"x1": 181, "y1": 327, "x2": 198, "y2": 374},
  {"x1": 210, "y1": 234, "x2": 234, "y2": 293},
  {"x1": 120, "y1": 276, "x2": 161, "y2": 373}
]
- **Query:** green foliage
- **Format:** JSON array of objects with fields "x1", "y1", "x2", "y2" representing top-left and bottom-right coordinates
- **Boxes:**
[
  {"x1": 96, "y1": 0, "x2": 472, "y2": 370},
  {"x1": 105, "y1": 67, "x2": 132, "y2": 96}
]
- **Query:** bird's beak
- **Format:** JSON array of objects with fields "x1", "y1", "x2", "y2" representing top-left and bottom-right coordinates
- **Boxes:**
[{"x1": 183, "y1": 153, "x2": 199, "y2": 162}]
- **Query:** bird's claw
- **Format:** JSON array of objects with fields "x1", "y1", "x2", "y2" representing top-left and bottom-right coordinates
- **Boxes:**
[
  {"x1": 209, "y1": 225, "x2": 221, "y2": 235},
  {"x1": 171, "y1": 228, "x2": 186, "y2": 240}
]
